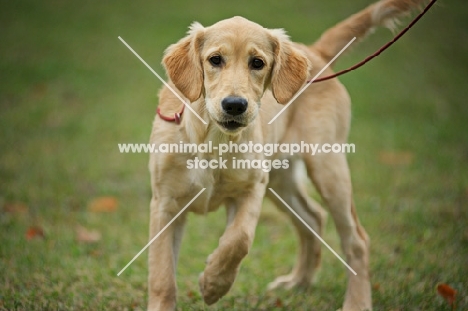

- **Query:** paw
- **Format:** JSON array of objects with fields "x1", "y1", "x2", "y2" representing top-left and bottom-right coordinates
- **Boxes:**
[
  {"x1": 267, "y1": 273, "x2": 313, "y2": 291},
  {"x1": 198, "y1": 267, "x2": 238, "y2": 305}
]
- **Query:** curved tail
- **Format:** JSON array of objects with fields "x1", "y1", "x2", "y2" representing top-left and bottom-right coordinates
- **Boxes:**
[{"x1": 312, "y1": 0, "x2": 427, "y2": 63}]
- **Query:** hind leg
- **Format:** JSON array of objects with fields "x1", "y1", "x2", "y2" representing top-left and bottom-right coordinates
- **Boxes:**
[
  {"x1": 266, "y1": 158, "x2": 327, "y2": 289},
  {"x1": 304, "y1": 152, "x2": 371, "y2": 311}
]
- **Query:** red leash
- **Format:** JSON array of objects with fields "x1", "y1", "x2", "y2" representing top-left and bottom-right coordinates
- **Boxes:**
[
  {"x1": 310, "y1": 0, "x2": 437, "y2": 83},
  {"x1": 158, "y1": 0, "x2": 437, "y2": 123}
]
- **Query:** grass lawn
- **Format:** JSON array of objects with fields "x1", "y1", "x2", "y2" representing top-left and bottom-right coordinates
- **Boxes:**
[{"x1": 1, "y1": 0, "x2": 467, "y2": 310}]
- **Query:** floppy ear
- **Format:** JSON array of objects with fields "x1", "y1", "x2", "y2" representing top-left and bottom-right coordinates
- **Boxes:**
[
  {"x1": 163, "y1": 22, "x2": 205, "y2": 102},
  {"x1": 269, "y1": 29, "x2": 311, "y2": 104}
]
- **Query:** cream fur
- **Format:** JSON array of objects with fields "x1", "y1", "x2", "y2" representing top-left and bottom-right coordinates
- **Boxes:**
[{"x1": 147, "y1": 1, "x2": 425, "y2": 310}]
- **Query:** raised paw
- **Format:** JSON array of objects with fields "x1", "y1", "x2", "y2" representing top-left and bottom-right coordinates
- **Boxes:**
[{"x1": 198, "y1": 266, "x2": 238, "y2": 305}]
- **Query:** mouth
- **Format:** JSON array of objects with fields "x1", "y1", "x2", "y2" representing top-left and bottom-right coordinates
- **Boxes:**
[{"x1": 217, "y1": 120, "x2": 246, "y2": 131}]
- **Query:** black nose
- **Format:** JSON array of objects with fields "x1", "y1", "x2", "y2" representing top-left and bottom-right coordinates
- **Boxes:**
[{"x1": 221, "y1": 97, "x2": 248, "y2": 116}]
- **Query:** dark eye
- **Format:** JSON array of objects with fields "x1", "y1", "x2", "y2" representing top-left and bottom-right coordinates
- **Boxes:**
[
  {"x1": 209, "y1": 55, "x2": 222, "y2": 66},
  {"x1": 251, "y1": 58, "x2": 264, "y2": 70}
]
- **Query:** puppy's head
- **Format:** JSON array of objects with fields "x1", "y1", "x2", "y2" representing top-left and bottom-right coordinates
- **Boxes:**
[{"x1": 163, "y1": 16, "x2": 310, "y2": 134}]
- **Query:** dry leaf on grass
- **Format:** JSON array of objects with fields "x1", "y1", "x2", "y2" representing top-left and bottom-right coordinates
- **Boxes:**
[
  {"x1": 437, "y1": 283, "x2": 457, "y2": 308},
  {"x1": 75, "y1": 225, "x2": 101, "y2": 243},
  {"x1": 89, "y1": 249, "x2": 102, "y2": 257},
  {"x1": 87, "y1": 196, "x2": 118, "y2": 212},
  {"x1": 187, "y1": 290, "x2": 195, "y2": 299},
  {"x1": 274, "y1": 297, "x2": 283, "y2": 307},
  {"x1": 3, "y1": 202, "x2": 28, "y2": 214},
  {"x1": 373, "y1": 283, "x2": 381, "y2": 291},
  {"x1": 378, "y1": 151, "x2": 414, "y2": 166},
  {"x1": 25, "y1": 226, "x2": 45, "y2": 240}
]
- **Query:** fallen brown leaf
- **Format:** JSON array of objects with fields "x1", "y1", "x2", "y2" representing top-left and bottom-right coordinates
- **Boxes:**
[
  {"x1": 89, "y1": 249, "x2": 102, "y2": 257},
  {"x1": 187, "y1": 290, "x2": 195, "y2": 299},
  {"x1": 87, "y1": 197, "x2": 118, "y2": 212},
  {"x1": 26, "y1": 226, "x2": 45, "y2": 240},
  {"x1": 75, "y1": 225, "x2": 101, "y2": 243},
  {"x1": 274, "y1": 297, "x2": 283, "y2": 307},
  {"x1": 379, "y1": 151, "x2": 414, "y2": 166},
  {"x1": 437, "y1": 283, "x2": 457, "y2": 307},
  {"x1": 3, "y1": 202, "x2": 28, "y2": 214}
]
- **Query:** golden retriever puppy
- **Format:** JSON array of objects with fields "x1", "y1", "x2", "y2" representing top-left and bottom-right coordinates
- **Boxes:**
[{"x1": 147, "y1": 0, "x2": 425, "y2": 310}]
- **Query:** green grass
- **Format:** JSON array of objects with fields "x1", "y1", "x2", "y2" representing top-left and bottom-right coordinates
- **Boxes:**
[{"x1": 1, "y1": 0, "x2": 467, "y2": 310}]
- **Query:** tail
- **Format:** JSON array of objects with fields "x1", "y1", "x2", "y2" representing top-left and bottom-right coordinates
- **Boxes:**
[{"x1": 312, "y1": 0, "x2": 426, "y2": 63}]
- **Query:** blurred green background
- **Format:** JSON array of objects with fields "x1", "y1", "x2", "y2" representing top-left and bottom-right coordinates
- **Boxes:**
[{"x1": 1, "y1": 0, "x2": 467, "y2": 310}]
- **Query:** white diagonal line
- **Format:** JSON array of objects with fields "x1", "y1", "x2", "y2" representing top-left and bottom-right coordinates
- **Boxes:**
[
  {"x1": 268, "y1": 188, "x2": 357, "y2": 275},
  {"x1": 117, "y1": 188, "x2": 206, "y2": 276},
  {"x1": 268, "y1": 37, "x2": 356, "y2": 124},
  {"x1": 118, "y1": 36, "x2": 207, "y2": 125}
]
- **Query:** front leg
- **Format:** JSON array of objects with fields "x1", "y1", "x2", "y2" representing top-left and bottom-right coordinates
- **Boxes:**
[
  {"x1": 148, "y1": 197, "x2": 186, "y2": 311},
  {"x1": 199, "y1": 183, "x2": 266, "y2": 305}
]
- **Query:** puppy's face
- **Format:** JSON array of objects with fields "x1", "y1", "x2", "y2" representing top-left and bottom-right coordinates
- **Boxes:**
[{"x1": 163, "y1": 16, "x2": 310, "y2": 135}]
